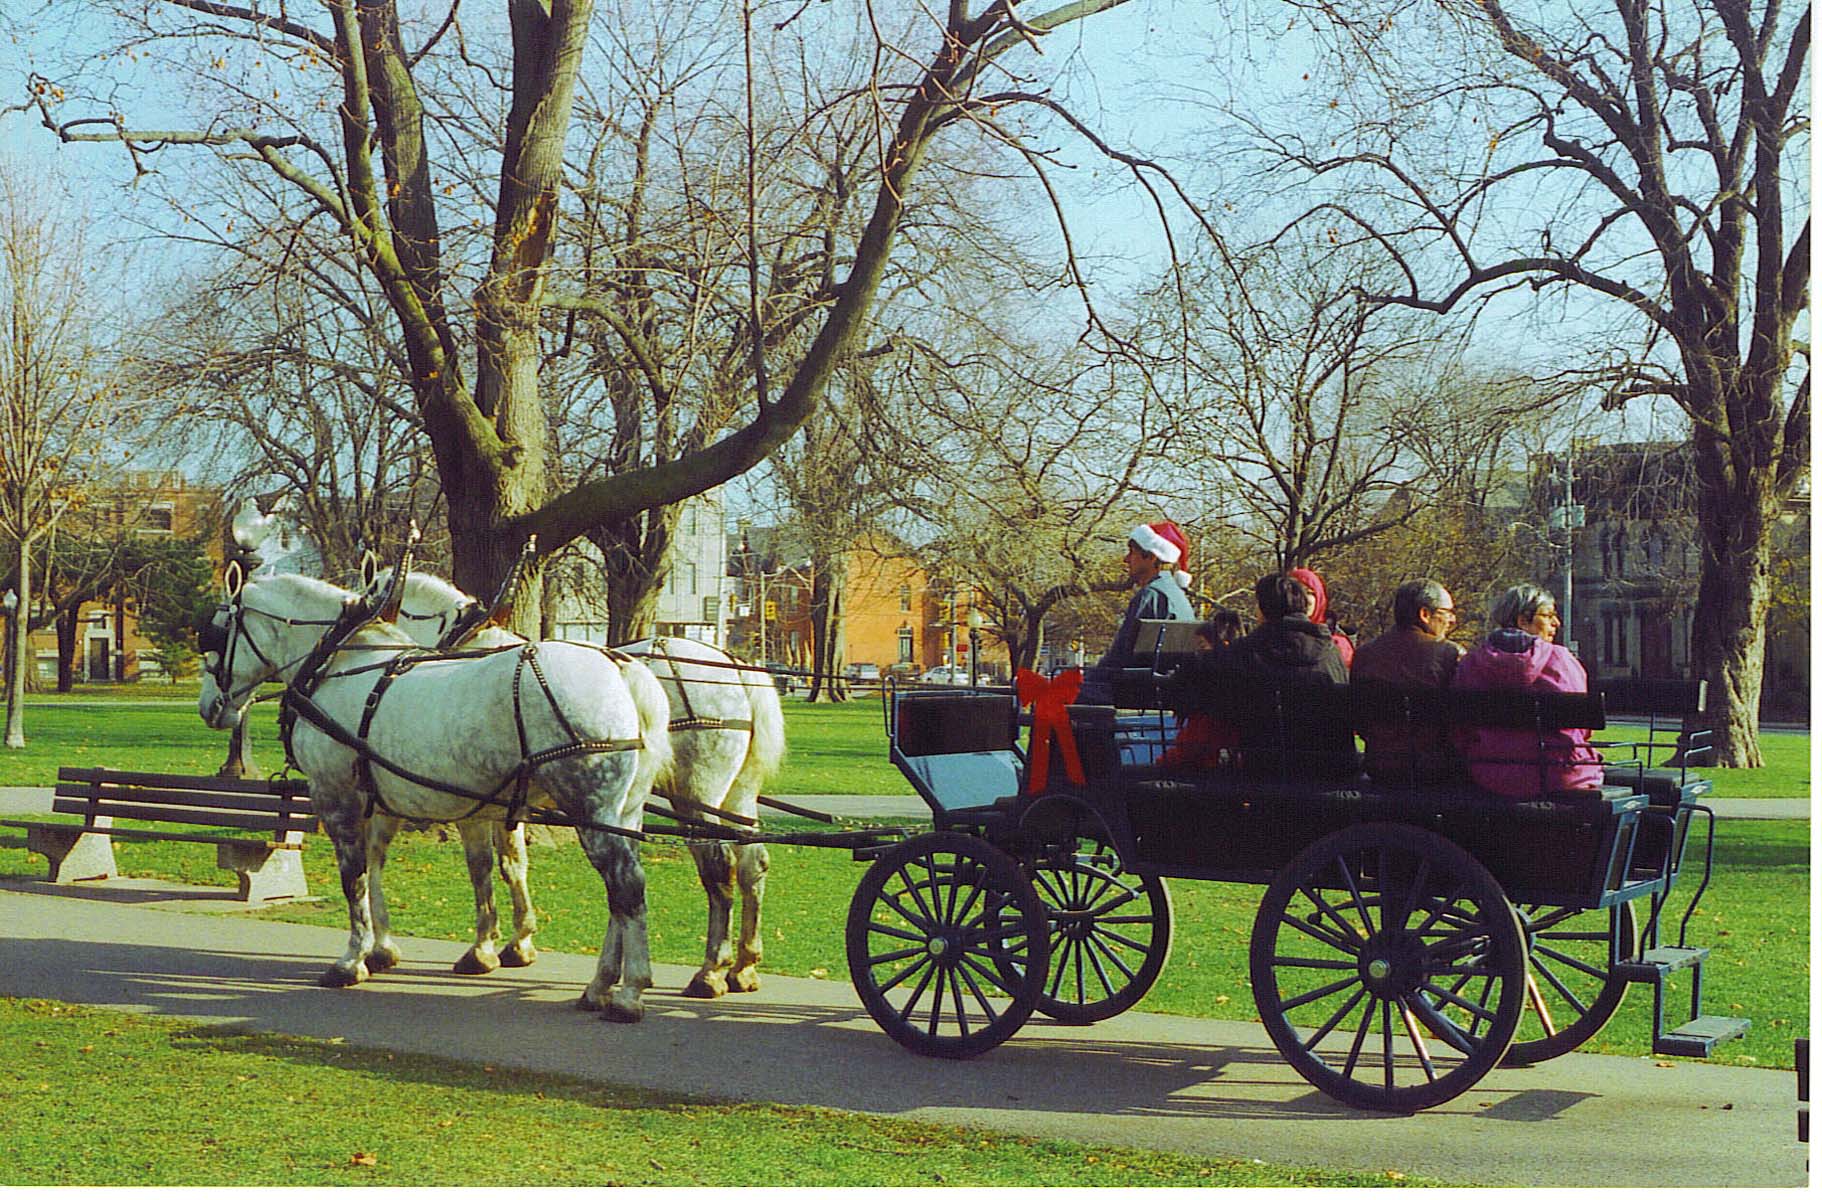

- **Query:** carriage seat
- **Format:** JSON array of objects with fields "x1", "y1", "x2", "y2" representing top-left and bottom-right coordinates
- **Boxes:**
[{"x1": 889, "y1": 691, "x2": 1024, "y2": 820}]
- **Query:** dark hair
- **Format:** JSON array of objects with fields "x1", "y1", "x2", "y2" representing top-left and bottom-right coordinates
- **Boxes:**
[
  {"x1": 1255, "y1": 574, "x2": 1308, "y2": 622},
  {"x1": 1199, "y1": 610, "x2": 1243, "y2": 646},
  {"x1": 1393, "y1": 578, "x2": 1450, "y2": 629}
]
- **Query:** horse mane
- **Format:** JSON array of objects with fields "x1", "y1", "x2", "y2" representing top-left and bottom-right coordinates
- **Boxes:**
[
  {"x1": 402, "y1": 571, "x2": 477, "y2": 611},
  {"x1": 249, "y1": 572, "x2": 357, "y2": 609}
]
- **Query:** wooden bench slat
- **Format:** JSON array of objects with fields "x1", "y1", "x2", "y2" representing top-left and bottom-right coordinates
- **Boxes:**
[
  {"x1": 50, "y1": 799, "x2": 298, "y2": 833},
  {"x1": 56, "y1": 767, "x2": 309, "y2": 797},
  {"x1": 52, "y1": 785, "x2": 312, "y2": 816},
  {"x1": 2, "y1": 818, "x2": 274, "y2": 849}
]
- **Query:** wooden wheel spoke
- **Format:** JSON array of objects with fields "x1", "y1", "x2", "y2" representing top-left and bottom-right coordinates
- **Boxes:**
[
  {"x1": 1302, "y1": 982, "x2": 1370, "y2": 1053},
  {"x1": 1282, "y1": 972, "x2": 1362, "y2": 1013},
  {"x1": 1533, "y1": 941, "x2": 1611, "y2": 982},
  {"x1": 1283, "y1": 909, "x2": 1363, "y2": 955},
  {"x1": 1297, "y1": 885, "x2": 1371, "y2": 949},
  {"x1": 1398, "y1": 1000, "x2": 1439, "y2": 1083},
  {"x1": 1336, "y1": 857, "x2": 1378, "y2": 940},
  {"x1": 1527, "y1": 957, "x2": 1595, "y2": 1018},
  {"x1": 1418, "y1": 979, "x2": 1500, "y2": 1026}
]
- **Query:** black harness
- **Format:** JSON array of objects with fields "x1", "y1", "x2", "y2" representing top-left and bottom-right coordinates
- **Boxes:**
[{"x1": 217, "y1": 590, "x2": 647, "y2": 830}]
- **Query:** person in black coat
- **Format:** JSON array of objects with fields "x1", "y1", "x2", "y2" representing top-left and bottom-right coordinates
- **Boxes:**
[{"x1": 1221, "y1": 574, "x2": 1356, "y2": 779}]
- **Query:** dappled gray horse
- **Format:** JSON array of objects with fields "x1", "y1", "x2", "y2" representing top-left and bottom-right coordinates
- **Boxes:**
[
  {"x1": 388, "y1": 572, "x2": 787, "y2": 997},
  {"x1": 199, "y1": 572, "x2": 673, "y2": 1021}
]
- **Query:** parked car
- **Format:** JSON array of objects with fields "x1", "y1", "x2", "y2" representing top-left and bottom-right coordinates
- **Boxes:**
[
  {"x1": 847, "y1": 663, "x2": 883, "y2": 685},
  {"x1": 764, "y1": 662, "x2": 798, "y2": 694},
  {"x1": 917, "y1": 666, "x2": 972, "y2": 686}
]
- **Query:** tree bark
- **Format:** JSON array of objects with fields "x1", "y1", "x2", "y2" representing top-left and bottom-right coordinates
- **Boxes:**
[
  {"x1": 5, "y1": 536, "x2": 29, "y2": 747},
  {"x1": 53, "y1": 605, "x2": 76, "y2": 692},
  {"x1": 1688, "y1": 423, "x2": 1777, "y2": 767},
  {"x1": 805, "y1": 558, "x2": 849, "y2": 703}
]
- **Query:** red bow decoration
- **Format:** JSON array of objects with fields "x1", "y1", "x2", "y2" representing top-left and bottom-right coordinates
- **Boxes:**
[{"x1": 1018, "y1": 667, "x2": 1084, "y2": 793}]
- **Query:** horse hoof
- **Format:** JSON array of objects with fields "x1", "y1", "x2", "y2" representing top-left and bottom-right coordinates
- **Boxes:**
[
  {"x1": 319, "y1": 964, "x2": 366, "y2": 988},
  {"x1": 681, "y1": 974, "x2": 728, "y2": 999},
  {"x1": 728, "y1": 968, "x2": 760, "y2": 993},
  {"x1": 365, "y1": 947, "x2": 400, "y2": 973},
  {"x1": 498, "y1": 944, "x2": 537, "y2": 968},
  {"x1": 453, "y1": 949, "x2": 500, "y2": 975},
  {"x1": 575, "y1": 992, "x2": 603, "y2": 1012},
  {"x1": 600, "y1": 1001, "x2": 644, "y2": 1024}
]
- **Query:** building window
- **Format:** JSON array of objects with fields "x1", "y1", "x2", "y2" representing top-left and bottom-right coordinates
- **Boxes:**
[
  {"x1": 899, "y1": 583, "x2": 912, "y2": 612},
  {"x1": 1613, "y1": 526, "x2": 1627, "y2": 577},
  {"x1": 702, "y1": 595, "x2": 719, "y2": 624},
  {"x1": 897, "y1": 626, "x2": 913, "y2": 662},
  {"x1": 141, "y1": 504, "x2": 175, "y2": 534}
]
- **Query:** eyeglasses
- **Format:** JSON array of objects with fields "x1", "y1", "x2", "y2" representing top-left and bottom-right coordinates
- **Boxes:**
[{"x1": 1531, "y1": 609, "x2": 1559, "y2": 621}]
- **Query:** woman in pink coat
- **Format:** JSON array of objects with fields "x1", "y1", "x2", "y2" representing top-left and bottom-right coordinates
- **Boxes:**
[{"x1": 1452, "y1": 584, "x2": 1603, "y2": 796}]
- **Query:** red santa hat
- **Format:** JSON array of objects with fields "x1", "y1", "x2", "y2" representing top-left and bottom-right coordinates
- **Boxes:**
[{"x1": 1128, "y1": 521, "x2": 1193, "y2": 590}]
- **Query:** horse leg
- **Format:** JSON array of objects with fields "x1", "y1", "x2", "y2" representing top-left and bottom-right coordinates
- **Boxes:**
[
  {"x1": 452, "y1": 817, "x2": 502, "y2": 975},
  {"x1": 729, "y1": 842, "x2": 770, "y2": 992},
  {"x1": 680, "y1": 840, "x2": 736, "y2": 999},
  {"x1": 317, "y1": 797, "x2": 376, "y2": 988},
  {"x1": 362, "y1": 810, "x2": 404, "y2": 973},
  {"x1": 493, "y1": 820, "x2": 538, "y2": 967},
  {"x1": 573, "y1": 827, "x2": 651, "y2": 1023}
]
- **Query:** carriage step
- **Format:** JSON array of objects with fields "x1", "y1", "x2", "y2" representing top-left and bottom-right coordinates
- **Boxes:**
[
  {"x1": 1615, "y1": 945, "x2": 1709, "y2": 982},
  {"x1": 1654, "y1": 1016, "x2": 1752, "y2": 1058}
]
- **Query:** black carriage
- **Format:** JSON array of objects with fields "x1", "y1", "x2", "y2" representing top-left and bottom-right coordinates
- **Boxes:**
[{"x1": 846, "y1": 657, "x2": 1748, "y2": 1113}]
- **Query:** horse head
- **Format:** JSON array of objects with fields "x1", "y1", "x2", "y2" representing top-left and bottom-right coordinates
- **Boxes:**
[{"x1": 197, "y1": 572, "x2": 359, "y2": 730}]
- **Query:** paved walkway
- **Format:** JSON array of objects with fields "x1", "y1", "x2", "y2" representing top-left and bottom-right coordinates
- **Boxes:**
[{"x1": 0, "y1": 881, "x2": 1804, "y2": 1187}]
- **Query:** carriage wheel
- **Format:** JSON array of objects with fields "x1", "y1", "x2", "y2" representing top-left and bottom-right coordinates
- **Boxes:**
[
  {"x1": 845, "y1": 831, "x2": 1047, "y2": 1059},
  {"x1": 1027, "y1": 837, "x2": 1173, "y2": 1024},
  {"x1": 1250, "y1": 822, "x2": 1526, "y2": 1112},
  {"x1": 1500, "y1": 900, "x2": 1637, "y2": 1066}
]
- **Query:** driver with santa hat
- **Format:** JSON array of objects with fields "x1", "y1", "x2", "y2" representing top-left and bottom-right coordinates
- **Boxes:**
[{"x1": 1079, "y1": 520, "x2": 1194, "y2": 705}]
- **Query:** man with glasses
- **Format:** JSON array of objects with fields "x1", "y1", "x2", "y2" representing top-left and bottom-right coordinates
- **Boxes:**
[{"x1": 1351, "y1": 578, "x2": 1464, "y2": 783}]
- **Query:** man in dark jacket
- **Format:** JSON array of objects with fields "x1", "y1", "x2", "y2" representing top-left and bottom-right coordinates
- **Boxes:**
[
  {"x1": 1229, "y1": 574, "x2": 1348, "y2": 684},
  {"x1": 1350, "y1": 578, "x2": 1463, "y2": 784},
  {"x1": 1224, "y1": 574, "x2": 1355, "y2": 778}
]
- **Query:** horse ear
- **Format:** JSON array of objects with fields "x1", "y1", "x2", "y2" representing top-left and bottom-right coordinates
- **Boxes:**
[
  {"x1": 359, "y1": 548, "x2": 379, "y2": 592},
  {"x1": 224, "y1": 559, "x2": 246, "y2": 600}
]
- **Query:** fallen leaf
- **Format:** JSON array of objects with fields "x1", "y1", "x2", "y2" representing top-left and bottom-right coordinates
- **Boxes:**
[{"x1": 350, "y1": 1152, "x2": 377, "y2": 1167}]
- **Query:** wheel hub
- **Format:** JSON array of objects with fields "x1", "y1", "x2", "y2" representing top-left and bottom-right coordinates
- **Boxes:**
[{"x1": 1358, "y1": 931, "x2": 1426, "y2": 998}]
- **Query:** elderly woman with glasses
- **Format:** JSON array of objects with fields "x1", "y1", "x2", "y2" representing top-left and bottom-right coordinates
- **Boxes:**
[{"x1": 1452, "y1": 583, "x2": 1604, "y2": 796}]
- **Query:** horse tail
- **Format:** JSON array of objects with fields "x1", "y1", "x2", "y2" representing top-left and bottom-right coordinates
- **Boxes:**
[
  {"x1": 620, "y1": 657, "x2": 674, "y2": 805},
  {"x1": 730, "y1": 655, "x2": 787, "y2": 804}
]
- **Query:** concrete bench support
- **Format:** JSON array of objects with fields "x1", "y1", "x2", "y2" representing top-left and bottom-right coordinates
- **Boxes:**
[
  {"x1": 24, "y1": 818, "x2": 119, "y2": 884},
  {"x1": 219, "y1": 838, "x2": 307, "y2": 903}
]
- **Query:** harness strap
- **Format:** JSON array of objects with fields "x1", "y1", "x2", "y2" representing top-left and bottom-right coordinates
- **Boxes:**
[{"x1": 669, "y1": 717, "x2": 754, "y2": 733}]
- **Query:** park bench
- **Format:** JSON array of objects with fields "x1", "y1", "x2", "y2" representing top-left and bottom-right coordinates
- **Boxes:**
[{"x1": 1, "y1": 768, "x2": 315, "y2": 902}]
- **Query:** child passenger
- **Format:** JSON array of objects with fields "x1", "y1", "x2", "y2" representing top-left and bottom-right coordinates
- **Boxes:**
[{"x1": 1156, "y1": 611, "x2": 1243, "y2": 770}]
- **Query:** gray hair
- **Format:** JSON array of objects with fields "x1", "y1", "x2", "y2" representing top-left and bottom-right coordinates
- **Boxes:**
[
  {"x1": 1392, "y1": 579, "x2": 1450, "y2": 629},
  {"x1": 1490, "y1": 583, "x2": 1556, "y2": 629}
]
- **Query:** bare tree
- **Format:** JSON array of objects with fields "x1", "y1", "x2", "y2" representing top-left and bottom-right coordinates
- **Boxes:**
[
  {"x1": 0, "y1": 163, "x2": 134, "y2": 744},
  {"x1": 1267, "y1": 0, "x2": 1808, "y2": 765},
  {"x1": 142, "y1": 248, "x2": 438, "y2": 580},
  {"x1": 25, "y1": 0, "x2": 1142, "y2": 629}
]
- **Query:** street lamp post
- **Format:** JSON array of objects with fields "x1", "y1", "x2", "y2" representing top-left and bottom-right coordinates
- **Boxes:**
[
  {"x1": 2, "y1": 586, "x2": 20, "y2": 749},
  {"x1": 967, "y1": 607, "x2": 984, "y2": 688}
]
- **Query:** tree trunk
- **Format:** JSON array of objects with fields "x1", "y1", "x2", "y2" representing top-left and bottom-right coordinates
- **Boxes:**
[
  {"x1": 5, "y1": 538, "x2": 29, "y2": 748},
  {"x1": 1688, "y1": 427, "x2": 1776, "y2": 768},
  {"x1": 217, "y1": 710, "x2": 260, "y2": 779},
  {"x1": 805, "y1": 559, "x2": 849, "y2": 703},
  {"x1": 592, "y1": 513, "x2": 672, "y2": 645},
  {"x1": 54, "y1": 606, "x2": 77, "y2": 692}
]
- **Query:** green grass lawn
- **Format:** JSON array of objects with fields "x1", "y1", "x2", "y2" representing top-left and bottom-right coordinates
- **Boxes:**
[
  {"x1": 0, "y1": 997, "x2": 1425, "y2": 1187},
  {"x1": 2, "y1": 812, "x2": 1802, "y2": 1070},
  {"x1": 0, "y1": 690, "x2": 1806, "y2": 799}
]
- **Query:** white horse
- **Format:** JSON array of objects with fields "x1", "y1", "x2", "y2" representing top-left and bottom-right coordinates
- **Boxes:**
[
  {"x1": 386, "y1": 571, "x2": 787, "y2": 997},
  {"x1": 198, "y1": 572, "x2": 674, "y2": 1022}
]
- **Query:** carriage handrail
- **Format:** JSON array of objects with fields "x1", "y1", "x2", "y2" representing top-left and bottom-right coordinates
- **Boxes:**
[{"x1": 1672, "y1": 803, "x2": 1719, "y2": 949}]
